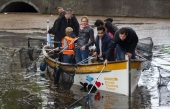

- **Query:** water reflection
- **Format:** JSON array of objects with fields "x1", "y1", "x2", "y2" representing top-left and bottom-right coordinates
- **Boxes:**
[
  {"x1": 52, "y1": 85, "x2": 151, "y2": 109},
  {"x1": 55, "y1": 85, "x2": 130, "y2": 109},
  {"x1": 132, "y1": 86, "x2": 151, "y2": 109},
  {"x1": 0, "y1": 89, "x2": 41, "y2": 109}
]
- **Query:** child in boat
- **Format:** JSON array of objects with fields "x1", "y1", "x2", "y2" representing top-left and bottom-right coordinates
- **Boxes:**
[{"x1": 55, "y1": 27, "x2": 77, "y2": 63}]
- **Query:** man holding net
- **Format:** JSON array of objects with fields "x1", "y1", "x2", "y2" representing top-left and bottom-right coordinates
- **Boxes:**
[{"x1": 104, "y1": 27, "x2": 138, "y2": 65}]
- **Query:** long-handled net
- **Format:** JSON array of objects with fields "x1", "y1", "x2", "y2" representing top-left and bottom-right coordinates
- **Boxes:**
[
  {"x1": 19, "y1": 38, "x2": 46, "y2": 72},
  {"x1": 67, "y1": 66, "x2": 105, "y2": 109},
  {"x1": 136, "y1": 37, "x2": 154, "y2": 70},
  {"x1": 158, "y1": 85, "x2": 170, "y2": 106},
  {"x1": 136, "y1": 37, "x2": 153, "y2": 60},
  {"x1": 67, "y1": 95, "x2": 91, "y2": 109},
  {"x1": 28, "y1": 37, "x2": 46, "y2": 48},
  {"x1": 19, "y1": 47, "x2": 37, "y2": 72},
  {"x1": 158, "y1": 67, "x2": 170, "y2": 86},
  {"x1": 57, "y1": 56, "x2": 95, "y2": 91},
  {"x1": 59, "y1": 70, "x2": 75, "y2": 90},
  {"x1": 27, "y1": 37, "x2": 46, "y2": 61}
]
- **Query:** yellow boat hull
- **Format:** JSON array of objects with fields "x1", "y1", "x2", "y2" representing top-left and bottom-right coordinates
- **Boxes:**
[{"x1": 43, "y1": 45, "x2": 145, "y2": 96}]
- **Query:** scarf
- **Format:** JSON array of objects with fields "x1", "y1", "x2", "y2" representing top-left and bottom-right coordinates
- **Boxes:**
[{"x1": 80, "y1": 24, "x2": 88, "y2": 30}]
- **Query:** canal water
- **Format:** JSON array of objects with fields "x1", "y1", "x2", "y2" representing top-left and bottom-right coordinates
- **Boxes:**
[{"x1": 0, "y1": 13, "x2": 170, "y2": 109}]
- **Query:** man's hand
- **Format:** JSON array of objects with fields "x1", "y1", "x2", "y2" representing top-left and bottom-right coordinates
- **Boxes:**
[
  {"x1": 98, "y1": 53, "x2": 102, "y2": 58},
  {"x1": 70, "y1": 40, "x2": 74, "y2": 45},
  {"x1": 55, "y1": 47, "x2": 59, "y2": 51},
  {"x1": 70, "y1": 38, "x2": 77, "y2": 44},
  {"x1": 45, "y1": 31, "x2": 48, "y2": 34},
  {"x1": 135, "y1": 50, "x2": 139, "y2": 56},
  {"x1": 103, "y1": 59, "x2": 108, "y2": 66},
  {"x1": 81, "y1": 46, "x2": 85, "y2": 50},
  {"x1": 70, "y1": 37, "x2": 79, "y2": 44},
  {"x1": 125, "y1": 52, "x2": 132, "y2": 58},
  {"x1": 93, "y1": 52, "x2": 97, "y2": 57}
]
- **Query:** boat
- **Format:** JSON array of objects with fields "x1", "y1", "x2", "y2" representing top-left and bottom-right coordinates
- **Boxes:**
[{"x1": 42, "y1": 45, "x2": 146, "y2": 96}]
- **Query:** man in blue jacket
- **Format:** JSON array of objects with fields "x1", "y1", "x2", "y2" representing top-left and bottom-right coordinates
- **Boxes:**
[
  {"x1": 104, "y1": 27, "x2": 138, "y2": 65},
  {"x1": 93, "y1": 26, "x2": 112, "y2": 62}
]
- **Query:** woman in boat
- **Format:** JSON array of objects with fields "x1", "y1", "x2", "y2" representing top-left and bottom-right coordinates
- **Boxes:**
[
  {"x1": 104, "y1": 18, "x2": 118, "y2": 32},
  {"x1": 76, "y1": 16, "x2": 95, "y2": 64},
  {"x1": 94, "y1": 19, "x2": 104, "y2": 27},
  {"x1": 105, "y1": 21, "x2": 116, "y2": 39}
]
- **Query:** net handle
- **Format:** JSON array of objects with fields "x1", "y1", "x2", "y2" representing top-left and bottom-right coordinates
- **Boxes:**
[
  {"x1": 28, "y1": 37, "x2": 46, "y2": 48},
  {"x1": 87, "y1": 65, "x2": 105, "y2": 94},
  {"x1": 77, "y1": 54, "x2": 96, "y2": 64},
  {"x1": 67, "y1": 65, "x2": 106, "y2": 108}
]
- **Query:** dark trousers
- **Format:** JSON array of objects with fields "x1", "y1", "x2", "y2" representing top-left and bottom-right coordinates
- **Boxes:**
[
  {"x1": 54, "y1": 67, "x2": 61, "y2": 85},
  {"x1": 54, "y1": 42, "x2": 62, "y2": 61},
  {"x1": 63, "y1": 54, "x2": 76, "y2": 64},
  {"x1": 53, "y1": 42, "x2": 62, "y2": 85},
  {"x1": 75, "y1": 48, "x2": 89, "y2": 64},
  {"x1": 53, "y1": 36, "x2": 58, "y2": 48}
]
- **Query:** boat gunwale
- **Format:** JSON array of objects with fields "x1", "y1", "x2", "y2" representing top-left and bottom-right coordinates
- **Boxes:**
[
  {"x1": 42, "y1": 45, "x2": 145, "y2": 95},
  {"x1": 43, "y1": 45, "x2": 146, "y2": 67}
]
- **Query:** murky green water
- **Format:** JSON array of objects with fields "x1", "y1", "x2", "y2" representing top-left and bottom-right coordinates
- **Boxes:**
[
  {"x1": 1, "y1": 15, "x2": 170, "y2": 109},
  {"x1": 0, "y1": 32, "x2": 43, "y2": 109}
]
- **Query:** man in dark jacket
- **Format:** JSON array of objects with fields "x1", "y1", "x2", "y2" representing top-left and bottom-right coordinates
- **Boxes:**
[
  {"x1": 93, "y1": 26, "x2": 111, "y2": 62},
  {"x1": 46, "y1": 8, "x2": 79, "y2": 48},
  {"x1": 104, "y1": 27, "x2": 138, "y2": 65},
  {"x1": 55, "y1": 8, "x2": 79, "y2": 45},
  {"x1": 48, "y1": 7, "x2": 65, "y2": 34},
  {"x1": 70, "y1": 11, "x2": 79, "y2": 37},
  {"x1": 46, "y1": 7, "x2": 65, "y2": 48},
  {"x1": 53, "y1": 8, "x2": 79, "y2": 86}
]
